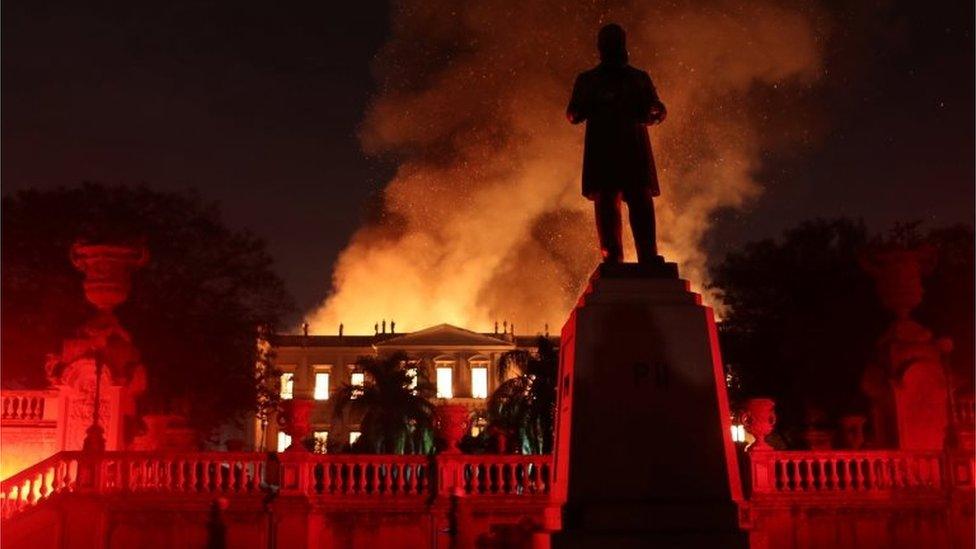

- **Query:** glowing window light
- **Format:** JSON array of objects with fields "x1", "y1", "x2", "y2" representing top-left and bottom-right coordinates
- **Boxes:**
[
  {"x1": 436, "y1": 367, "x2": 454, "y2": 399},
  {"x1": 471, "y1": 366, "x2": 488, "y2": 399},
  {"x1": 313, "y1": 371, "x2": 330, "y2": 400},
  {"x1": 313, "y1": 431, "x2": 328, "y2": 454},
  {"x1": 277, "y1": 431, "x2": 291, "y2": 452},
  {"x1": 731, "y1": 424, "x2": 746, "y2": 443},
  {"x1": 279, "y1": 373, "x2": 294, "y2": 400},
  {"x1": 349, "y1": 431, "x2": 362, "y2": 446},
  {"x1": 350, "y1": 372, "x2": 365, "y2": 399},
  {"x1": 406, "y1": 364, "x2": 418, "y2": 391}
]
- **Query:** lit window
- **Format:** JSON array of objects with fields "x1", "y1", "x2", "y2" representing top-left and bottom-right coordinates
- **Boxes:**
[
  {"x1": 314, "y1": 371, "x2": 330, "y2": 400},
  {"x1": 406, "y1": 361, "x2": 419, "y2": 391},
  {"x1": 349, "y1": 431, "x2": 362, "y2": 446},
  {"x1": 279, "y1": 373, "x2": 294, "y2": 400},
  {"x1": 277, "y1": 431, "x2": 291, "y2": 452},
  {"x1": 731, "y1": 424, "x2": 746, "y2": 443},
  {"x1": 313, "y1": 431, "x2": 328, "y2": 454},
  {"x1": 350, "y1": 372, "x2": 365, "y2": 399},
  {"x1": 436, "y1": 367, "x2": 453, "y2": 399},
  {"x1": 470, "y1": 416, "x2": 488, "y2": 437},
  {"x1": 471, "y1": 366, "x2": 488, "y2": 399}
]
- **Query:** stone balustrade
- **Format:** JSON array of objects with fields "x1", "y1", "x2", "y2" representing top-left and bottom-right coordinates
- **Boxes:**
[
  {"x1": 1, "y1": 451, "x2": 552, "y2": 523},
  {"x1": 748, "y1": 450, "x2": 946, "y2": 497},
  {"x1": 99, "y1": 452, "x2": 270, "y2": 495},
  {"x1": 451, "y1": 454, "x2": 551, "y2": 497},
  {"x1": 1, "y1": 391, "x2": 58, "y2": 423},
  {"x1": 1, "y1": 452, "x2": 82, "y2": 519},
  {"x1": 301, "y1": 455, "x2": 431, "y2": 497}
]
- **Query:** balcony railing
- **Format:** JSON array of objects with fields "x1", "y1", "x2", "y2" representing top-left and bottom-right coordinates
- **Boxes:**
[
  {"x1": 748, "y1": 450, "x2": 946, "y2": 498},
  {"x1": 1, "y1": 452, "x2": 83, "y2": 519},
  {"x1": 1, "y1": 451, "x2": 553, "y2": 522},
  {"x1": 1, "y1": 391, "x2": 58, "y2": 423}
]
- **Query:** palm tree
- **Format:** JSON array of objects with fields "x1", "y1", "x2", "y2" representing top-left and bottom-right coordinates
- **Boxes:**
[
  {"x1": 486, "y1": 337, "x2": 558, "y2": 454},
  {"x1": 333, "y1": 352, "x2": 436, "y2": 454}
]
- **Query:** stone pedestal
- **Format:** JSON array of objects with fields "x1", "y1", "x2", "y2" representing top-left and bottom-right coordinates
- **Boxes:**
[{"x1": 550, "y1": 261, "x2": 746, "y2": 547}]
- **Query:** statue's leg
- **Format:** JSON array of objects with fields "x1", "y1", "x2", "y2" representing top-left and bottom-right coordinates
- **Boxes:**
[
  {"x1": 624, "y1": 188, "x2": 657, "y2": 262},
  {"x1": 594, "y1": 190, "x2": 624, "y2": 263}
]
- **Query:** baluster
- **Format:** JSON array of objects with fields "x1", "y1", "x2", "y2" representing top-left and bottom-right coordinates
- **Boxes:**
[
  {"x1": 865, "y1": 458, "x2": 876, "y2": 490},
  {"x1": 857, "y1": 458, "x2": 868, "y2": 490},
  {"x1": 382, "y1": 462, "x2": 391, "y2": 494},
  {"x1": 335, "y1": 463, "x2": 345, "y2": 495},
  {"x1": 327, "y1": 463, "x2": 334, "y2": 494},
  {"x1": 804, "y1": 459, "x2": 813, "y2": 491},
  {"x1": 46, "y1": 465, "x2": 57, "y2": 497},
  {"x1": 174, "y1": 460, "x2": 185, "y2": 492}
]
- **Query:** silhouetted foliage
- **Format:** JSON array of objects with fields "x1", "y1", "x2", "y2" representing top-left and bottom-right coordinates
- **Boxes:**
[
  {"x1": 711, "y1": 218, "x2": 974, "y2": 441},
  {"x1": 487, "y1": 337, "x2": 558, "y2": 454},
  {"x1": 2, "y1": 183, "x2": 293, "y2": 438},
  {"x1": 333, "y1": 352, "x2": 436, "y2": 454}
]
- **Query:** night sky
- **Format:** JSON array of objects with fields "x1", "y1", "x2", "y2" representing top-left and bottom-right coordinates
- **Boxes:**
[{"x1": 3, "y1": 1, "x2": 973, "y2": 322}]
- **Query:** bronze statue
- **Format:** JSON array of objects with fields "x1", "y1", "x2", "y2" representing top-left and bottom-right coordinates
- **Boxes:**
[{"x1": 567, "y1": 23, "x2": 666, "y2": 264}]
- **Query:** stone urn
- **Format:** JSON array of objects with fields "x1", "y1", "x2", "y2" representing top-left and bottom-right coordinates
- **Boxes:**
[
  {"x1": 435, "y1": 403, "x2": 470, "y2": 454},
  {"x1": 70, "y1": 242, "x2": 149, "y2": 313},
  {"x1": 838, "y1": 414, "x2": 867, "y2": 450},
  {"x1": 741, "y1": 398, "x2": 776, "y2": 451},
  {"x1": 277, "y1": 398, "x2": 315, "y2": 452}
]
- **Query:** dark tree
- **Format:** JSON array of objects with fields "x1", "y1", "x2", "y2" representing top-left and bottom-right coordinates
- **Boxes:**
[
  {"x1": 1, "y1": 183, "x2": 292, "y2": 437},
  {"x1": 487, "y1": 337, "x2": 558, "y2": 454},
  {"x1": 711, "y1": 218, "x2": 974, "y2": 442},
  {"x1": 333, "y1": 352, "x2": 436, "y2": 454}
]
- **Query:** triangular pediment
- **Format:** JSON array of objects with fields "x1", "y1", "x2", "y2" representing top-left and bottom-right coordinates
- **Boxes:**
[{"x1": 375, "y1": 324, "x2": 514, "y2": 349}]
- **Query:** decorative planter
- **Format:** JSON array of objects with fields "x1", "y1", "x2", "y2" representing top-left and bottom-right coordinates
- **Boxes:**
[
  {"x1": 277, "y1": 398, "x2": 315, "y2": 452},
  {"x1": 742, "y1": 398, "x2": 776, "y2": 451},
  {"x1": 70, "y1": 243, "x2": 149, "y2": 312},
  {"x1": 435, "y1": 403, "x2": 470, "y2": 454}
]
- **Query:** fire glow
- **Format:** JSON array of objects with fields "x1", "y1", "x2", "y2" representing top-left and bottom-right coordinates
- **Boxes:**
[{"x1": 307, "y1": 0, "x2": 823, "y2": 335}]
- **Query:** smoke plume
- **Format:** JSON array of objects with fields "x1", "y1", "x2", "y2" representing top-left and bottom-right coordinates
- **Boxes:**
[{"x1": 307, "y1": 0, "x2": 823, "y2": 335}]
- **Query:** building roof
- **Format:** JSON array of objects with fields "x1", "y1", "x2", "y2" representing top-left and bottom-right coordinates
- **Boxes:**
[
  {"x1": 374, "y1": 324, "x2": 514, "y2": 349},
  {"x1": 272, "y1": 323, "x2": 556, "y2": 350}
]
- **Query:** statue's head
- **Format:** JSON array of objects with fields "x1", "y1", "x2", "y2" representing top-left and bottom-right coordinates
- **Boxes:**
[{"x1": 598, "y1": 23, "x2": 628, "y2": 65}]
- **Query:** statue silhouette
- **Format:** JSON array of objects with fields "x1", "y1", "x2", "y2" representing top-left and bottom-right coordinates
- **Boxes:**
[{"x1": 567, "y1": 23, "x2": 666, "y2": 264}]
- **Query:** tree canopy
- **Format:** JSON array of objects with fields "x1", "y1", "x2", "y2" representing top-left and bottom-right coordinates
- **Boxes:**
[
  {"x1": 487, "y1": 337, "x2": 558, "y2": 454},
  {"x1": 333, "y1": 352, "x2": 436, "y2": 454},
  {"x1": 710, "y1": 218, "x2": 974, "y2": 439},
  {"x1": 2, "y1": 183, "x2": 293, "y2": 437}
]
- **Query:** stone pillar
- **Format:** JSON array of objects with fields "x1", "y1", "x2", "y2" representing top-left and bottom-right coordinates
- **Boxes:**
[
  {"x1": 51, "y1": 242, "x2": 149, "y2": 451},
  {"x1": 550, "y1": 260, "x2": 746, "y2": 547},
  {"x1": 861, "y1": 246, "x2": 951, "y2": 450}
]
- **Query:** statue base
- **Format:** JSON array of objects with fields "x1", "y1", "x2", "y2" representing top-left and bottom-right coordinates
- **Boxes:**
[{"x1": 549, "y1": 259, "x2": 746, "y2": 547}]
